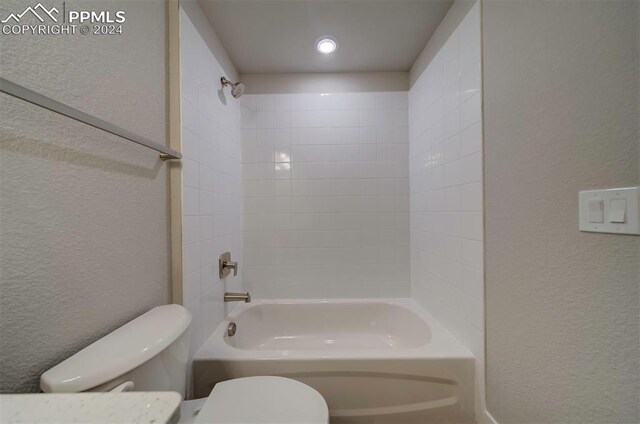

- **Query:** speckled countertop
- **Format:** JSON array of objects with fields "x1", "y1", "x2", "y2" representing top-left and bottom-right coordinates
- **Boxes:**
[{"x1": 0, "y1": 392, "x2": 182, "y2": 424}]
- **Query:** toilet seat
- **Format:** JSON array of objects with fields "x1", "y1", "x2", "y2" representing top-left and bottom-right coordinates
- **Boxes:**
[{"x1": 182, "y1": 376, "x2": 329, "y2": 424}]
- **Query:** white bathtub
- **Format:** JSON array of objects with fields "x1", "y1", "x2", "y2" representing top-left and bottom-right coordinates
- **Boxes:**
[{"x1": 193, "y1": 299, "x2": 475, "y2": 423}]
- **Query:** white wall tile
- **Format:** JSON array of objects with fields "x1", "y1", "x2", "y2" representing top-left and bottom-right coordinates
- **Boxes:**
[
  {"x1": 462, "y1": 239, "x2": 483, "y2": 270},
  {"x1": 409, "y1": 0, "x2": 484, "y2": 370},
  {"x1": 462, "y1": 211, "x2": 483, "y2": 241},
  {"x1": 463, "y1": 266, "x2": 483, "y2": 299},
  {"x1": 463, "y1": 292, "x2": 484, "y2": 330},
  {"x1": 242, "y1": 91, "x2": 410, "y2": 298},
  {"x1": 181, "y1": 8, "x2": 243, "y2": 365},
  {"x1": 460, "y1": 121, "x2": 482, "y2": 157},
  {"x1": 463, "y1": 320, "x2": 484, "y2": 360}
]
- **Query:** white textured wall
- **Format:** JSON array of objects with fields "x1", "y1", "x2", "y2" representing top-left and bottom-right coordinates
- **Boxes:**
[
  {"x1": 409, "y1": 0, "x2": 476, "y2": 87},
  {"x1": 181, "y1": 0, "x2": 238, "y2": 83},
  {"x1": 482, "y1": 1, "x2": 639, "y2": 422},
  {"x1": 241, "y1": 92, "x2": 410, "y2": 298},
  {"x1": 409, "y1": 0, "x2": 484, "y2": 414},
  {"x1": 180, "y1": 4, "x2": 243, "y2": 365},
  {"x1": 0, "y1": 0, "x2": 168, "y2": 393}
]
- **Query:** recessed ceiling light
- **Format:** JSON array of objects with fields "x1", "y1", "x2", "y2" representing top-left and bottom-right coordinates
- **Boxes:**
[{"x1": 315, "y1": 36, "x2": 337, "y2": 54}]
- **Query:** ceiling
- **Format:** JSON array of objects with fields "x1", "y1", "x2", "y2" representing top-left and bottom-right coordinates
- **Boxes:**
[{"x1": 197, "y1": 0, "x2": 454, "y2": 75}]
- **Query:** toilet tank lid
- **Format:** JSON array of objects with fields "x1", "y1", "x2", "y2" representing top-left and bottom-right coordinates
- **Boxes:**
[{"x1": 40, "y1": 304, "x2": 192, "y2": 393}]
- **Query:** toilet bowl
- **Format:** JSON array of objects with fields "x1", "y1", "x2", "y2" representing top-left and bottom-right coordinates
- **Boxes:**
[
  {"x1": 180, "y1": 376, "x2": 327, "y2": 424},
  {"x1": 40, "y1": 305, "x2": 328, "y2": 424}
]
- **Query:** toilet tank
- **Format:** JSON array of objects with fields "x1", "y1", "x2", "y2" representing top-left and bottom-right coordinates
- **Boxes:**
[{"x1": 41, "y1": 304, "x2": 191, "y2": 398}]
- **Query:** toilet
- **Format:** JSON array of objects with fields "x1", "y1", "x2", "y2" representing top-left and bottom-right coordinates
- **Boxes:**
[{"x1": 40, "y1": 305, "x2": 328, "y2": 423}]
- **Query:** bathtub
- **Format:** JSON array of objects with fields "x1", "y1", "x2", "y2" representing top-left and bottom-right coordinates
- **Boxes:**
[{"x1": 193, "y1": 299, "x2": 475, "y2": 423}]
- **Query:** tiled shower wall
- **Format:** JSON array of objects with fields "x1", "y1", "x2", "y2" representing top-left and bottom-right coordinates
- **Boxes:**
[
  {"x1": 241, "y1": 92, "x2": 410, "y2": 298},
  {"x1": 180, "y1": 6, "x2": 243, "y2": 361},
  {"x1": 408, "y1": 0, "x2": 484, "y2": 405}
]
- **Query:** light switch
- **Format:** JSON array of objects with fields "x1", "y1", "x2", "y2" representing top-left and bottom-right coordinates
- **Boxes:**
[
  {"x1": 579, "y1": 187, "x2": 639, "y2": 235},
  {"x1": 587, "y1": 198, "x2": 604, "y2": 223},
  {"x1": 609, "y1": 198, "x2": 626, "y2": 223}
]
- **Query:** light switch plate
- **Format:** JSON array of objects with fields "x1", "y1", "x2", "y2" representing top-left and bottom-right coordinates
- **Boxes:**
[{"x1": 579, "y1": 187, "x2": 639, "y2": 235}]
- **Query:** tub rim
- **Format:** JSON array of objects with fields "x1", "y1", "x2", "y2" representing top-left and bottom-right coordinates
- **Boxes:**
[{"x1": 194, "y1": 298, "x2": 474, "y2": 360}]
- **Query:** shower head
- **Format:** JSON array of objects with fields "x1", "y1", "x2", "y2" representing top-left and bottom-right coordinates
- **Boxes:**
[{"x1": 221, "y1": 76, "x2": 245, "y2": 99}]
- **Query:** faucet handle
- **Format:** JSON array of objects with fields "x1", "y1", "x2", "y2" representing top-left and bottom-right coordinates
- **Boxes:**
[
  {"x1": 225, "y1": 260, "x2": 238, "y2": 276},
  {"x1": 219, "y1": 252, "x2": 239, "y2": 278}
]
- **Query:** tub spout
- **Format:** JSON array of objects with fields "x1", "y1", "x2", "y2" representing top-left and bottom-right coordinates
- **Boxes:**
[{"x1": 224, "y1": 292, "x2": 251, "y2": 303}]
